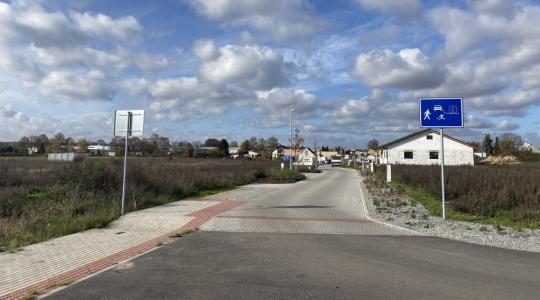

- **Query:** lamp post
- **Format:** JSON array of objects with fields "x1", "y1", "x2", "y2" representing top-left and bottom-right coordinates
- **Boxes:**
[{"x1": 289, "y1": 107, "x2": 295, "y2": 170}]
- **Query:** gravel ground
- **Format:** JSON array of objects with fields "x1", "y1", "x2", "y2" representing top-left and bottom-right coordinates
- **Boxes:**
[{"x1": 362, "y1": 177, "x2": 540, "y2": 253}]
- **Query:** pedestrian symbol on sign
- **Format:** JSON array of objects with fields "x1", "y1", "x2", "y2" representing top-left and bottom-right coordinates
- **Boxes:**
[{"x1": 423, "y1": 109, "x2": 431, "y2": 120}]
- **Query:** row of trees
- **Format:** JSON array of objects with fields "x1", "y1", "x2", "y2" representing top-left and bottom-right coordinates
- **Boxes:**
[
  {"x1": 7, "y1": 131, "x2": 294, "y2": 158},
  {"x1": 480, "y1": 133, "x2": 524, "y2": 156},
  {"x1": 16, "y1": 133, "x2": 97, "y2": 155}
]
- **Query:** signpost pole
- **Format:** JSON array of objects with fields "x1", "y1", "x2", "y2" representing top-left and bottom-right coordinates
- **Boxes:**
[
  {"x1": 121, "y1": 112, "x2": 132, "y2": 215},
  {"x1": 440, "y1": 128, "x2": 446, "y2": 220}
]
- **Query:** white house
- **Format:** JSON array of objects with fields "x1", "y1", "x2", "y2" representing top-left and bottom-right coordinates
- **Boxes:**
[
  {"x1": 247, "y1": 150, "x2": 260, "y2": 158},
  {"x1": 378, "y1": 129, "x2": 475, "y2": 166},
  {"x1": 272, "y1": 148, "x2": 295, "y2": 160},
  {"x1": 88, "y1": 145, "x2": 112, "y2": 156},
  {"x1": 520, "y1": 143, "x2": 540, "y2": 154},
  {"x1": 296, "y1": 148, "x2": 317, "y2": 167}
]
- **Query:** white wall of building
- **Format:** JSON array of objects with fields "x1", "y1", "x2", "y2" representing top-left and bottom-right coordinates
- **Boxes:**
[{"x1": 380, "y1": 132, "x2": 474, "y2": 166}]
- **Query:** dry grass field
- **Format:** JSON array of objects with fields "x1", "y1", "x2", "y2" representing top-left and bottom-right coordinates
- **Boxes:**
[
  {"x1": 0, "y1": 158, "x2": 298, "y2": 251},
  {"x1": 375, "y1": 164, "x2": 540, "y2": 228}
]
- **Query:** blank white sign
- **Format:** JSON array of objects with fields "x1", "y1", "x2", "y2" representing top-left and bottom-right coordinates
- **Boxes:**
[{"x1": 114, "y1": 110, "x2": 144, "y2": 137}]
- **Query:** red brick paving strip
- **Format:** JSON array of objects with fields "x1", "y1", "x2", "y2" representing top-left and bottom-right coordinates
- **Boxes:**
[
  {"x1": 0, "y1": 200, "x2": 244, "y2": 300},
  {"x1": 215, "y1": 215, "x2": 376, "y2": 224}
]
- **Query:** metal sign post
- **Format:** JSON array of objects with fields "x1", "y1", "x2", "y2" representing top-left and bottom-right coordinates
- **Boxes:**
[
  {"x1": 120, "y1": 112, "x2": 132, "y2": 215},
  {"x1": 114, "y1": 110, "x2": 144, "y2": 215},
  {"x1": 440, "y1": 128, "x2": 446, "y2": 219},
  {"x1": 420, "y1": 98, "x2": 463, "y2": 220}
]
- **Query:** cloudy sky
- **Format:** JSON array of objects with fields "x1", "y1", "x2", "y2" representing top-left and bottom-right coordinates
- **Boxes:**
[{"x1": 1, "y1": 0, "x2": 540, "y2": 147}]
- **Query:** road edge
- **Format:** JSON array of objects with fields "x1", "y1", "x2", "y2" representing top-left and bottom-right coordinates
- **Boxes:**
[{"x1": 355, "y1": 170, "x2": 420, "y2": 235}]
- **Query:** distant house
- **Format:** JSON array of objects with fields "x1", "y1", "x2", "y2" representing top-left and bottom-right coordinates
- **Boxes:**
[
  {"x1": 296, "y1": 148, "x2": 317, "y2": 167},
  {"x1": 229, "y1": 147, "x2": 244, "y2": 158},
  {"x1": 272, "y1": 148, "x2": 295, "y2": 160},
  {"x1": 247, "y1": 150, "x2": 260, "y2": 158},
  {"x1": 88, "y1": 145, "x2": 112, "y2": 156},
  {"x1": 27, "y1": 147, "x2": 39, "y2": 155},
  {"x1": 315, "y1": 150, "x2": 327, "y2": 164},
  {"x1": 520, "y1": 143, "x2": 540, "y2": 154},
  {"x1": 319, "y1": 151, "x2": 338, "y2": 163},
  {"x1": 378, "y1": 129, "x2": 475, "y2": 166}
]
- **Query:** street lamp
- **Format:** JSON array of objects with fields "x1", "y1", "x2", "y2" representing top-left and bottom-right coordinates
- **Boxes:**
[{"x1": 289, "y1": 107, "x2": 295, "y2": 170}]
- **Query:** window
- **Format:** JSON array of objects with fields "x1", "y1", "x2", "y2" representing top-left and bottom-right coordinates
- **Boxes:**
[
  {"x1": 426, "y1": 135, "x2": 433, "y2": 140},
  {"x1": 429, "y1": 151, "x2": 439, "y2": 160},
  {"x1": 404, "y1": 151, "x2": 413, "y2": 159}
]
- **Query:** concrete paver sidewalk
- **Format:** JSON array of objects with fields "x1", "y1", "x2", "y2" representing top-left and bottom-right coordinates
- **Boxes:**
[{"x1": 0, "y1": 199, "x2": 243, "y2": 300}]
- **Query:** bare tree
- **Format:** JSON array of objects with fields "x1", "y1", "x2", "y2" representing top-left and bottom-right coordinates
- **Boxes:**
[
  {"x1": 293, "y1": 128, "x2": 304, "y2": 162},
  {"x1": 367, "y1": 138, "x2": 379, "y2": 149}
]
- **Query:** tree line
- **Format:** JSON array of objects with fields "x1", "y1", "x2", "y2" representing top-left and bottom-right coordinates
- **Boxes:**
[{"x1": 1, "y1": 132, "x2": 292, "y2": 158}]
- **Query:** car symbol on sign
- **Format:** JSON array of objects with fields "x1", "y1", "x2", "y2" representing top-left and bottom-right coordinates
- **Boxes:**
[{"x1": 433, "y1": 105, "x2": 443, "y2": 112}]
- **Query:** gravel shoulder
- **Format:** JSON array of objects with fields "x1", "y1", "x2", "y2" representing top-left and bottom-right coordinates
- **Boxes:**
[{"x1": 361, "y1": 174, "x2": 540, "y2": 253}]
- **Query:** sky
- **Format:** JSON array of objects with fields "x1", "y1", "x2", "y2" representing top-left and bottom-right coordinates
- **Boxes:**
[{"x1": 1, "y1": 0, "x2": 540, "y2": 148}]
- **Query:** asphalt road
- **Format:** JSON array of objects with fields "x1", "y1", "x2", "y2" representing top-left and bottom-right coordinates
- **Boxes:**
[
  {"x1": 44, "y1": 167, "x2": 540, "y2": 299},
  {"x1": 47, "y1": 232, "x2": 540, "y2": 300}
]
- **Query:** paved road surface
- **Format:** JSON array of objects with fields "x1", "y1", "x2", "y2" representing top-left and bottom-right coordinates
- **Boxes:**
[
  {"x1": 201, "y1": 166, "x2": 408, "y2": 235},
  {"x1": 44, "y1": 167, "x2": 540, "y2": 299},
  {"x1": 47, "y1": 232, "x2": 540, "y2": 300}
]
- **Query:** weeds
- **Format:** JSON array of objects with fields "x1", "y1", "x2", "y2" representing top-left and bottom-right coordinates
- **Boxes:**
[
  {"x1": 0, "y1": 158, "x2": 279, "y2": 251},
  {"x1": 261, "y1": 168, "x2": 306, "y2": 183},
  {"x1": 379, "y1": 165, "x2": 540, "y2": 227}
]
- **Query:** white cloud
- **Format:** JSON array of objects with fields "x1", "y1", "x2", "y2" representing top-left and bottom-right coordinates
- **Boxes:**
[
  {"x1": 39, "y1": 69, "x2": 114, "y2": 101},
  {"x1": 0, "y1": 105, "x2": 30, "y2": 122},
  {"x1": 465, "y1": 115, "x2": 494, "y2": 129},
  {"x1": 193, "y1": 39, "x2": 218, "y2": 61},
  {"x1": 428, "y1": 3, "x2": 540, "y2": 59},
  {"x1": 356, "y1": 0, "x2": 421, "y2": 20},
  {"x1": 135, "y1": 53, "x2": 170, "y2": 71},
  {"x1": 497, "y1": 120, "x2": 520, "y2": 131},
  {"x1": 253, "y1": 88, "x2": 318, "y2": 127},
  {"x1": 199, "y1": 44, "x2": 290, "y2": 90},
  {"x1": 185, "y1": 0, "x2": 326, "y2": 41},
  {"x1": 467, "y1": 0, "x2": 522, "y2": 18},
  {"x1": 326, "y1": 89, "x2": 417, "y2": 131},
  {"x1": 118, "y1": 78, "x2": 150, "y2": 96},
  {"x1": 71, "y1": 12, "x2": 141, "y2": 41},
  {"x1": 352, "y1": 48, "x2": 446, "y2": 89},
  {"x1": 148, "y1": 77, "x2": 246, "y2": 120}
]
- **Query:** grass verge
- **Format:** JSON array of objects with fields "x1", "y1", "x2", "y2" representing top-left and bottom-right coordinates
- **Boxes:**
[
  {"x1": 260, "y1": 168, "x2": 306, "y2": 183},
  {"x1": 393, "y1": 182, "x2": 540, "y2": 230}
]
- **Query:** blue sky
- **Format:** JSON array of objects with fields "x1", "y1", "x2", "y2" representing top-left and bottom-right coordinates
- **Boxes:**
[{"x1": 1, "y1": 0, "x2": 540, "y2": 147}]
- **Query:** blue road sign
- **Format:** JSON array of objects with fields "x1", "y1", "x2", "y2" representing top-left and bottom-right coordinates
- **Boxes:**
[
  {"x1": 420, "y1": 98, "x2": 464, "y2": 128},
  {"x1": 283, "y1": 155, "x2": 291, "y2": 161}
]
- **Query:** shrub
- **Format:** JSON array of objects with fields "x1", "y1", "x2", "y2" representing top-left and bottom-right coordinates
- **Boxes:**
[
  {"x1": 264, "y1": 168, "x2": 306, "y2": 183},
  {"x1": 296, "y1": 165, "x2": 321, "y2": 173}
]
